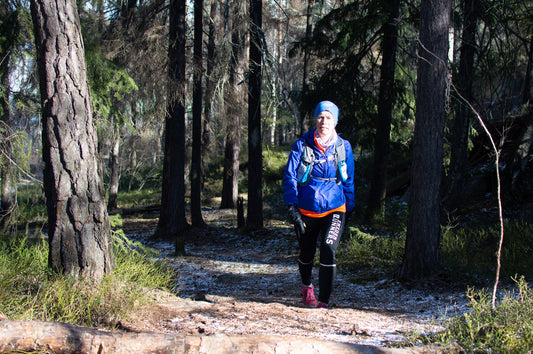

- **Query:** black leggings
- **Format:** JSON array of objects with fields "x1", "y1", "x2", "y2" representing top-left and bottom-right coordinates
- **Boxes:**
[{"x1": 297, "y1": 211, "x2": 345, "y2": 304}]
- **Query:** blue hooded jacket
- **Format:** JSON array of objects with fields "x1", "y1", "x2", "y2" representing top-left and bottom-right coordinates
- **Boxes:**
[{"x1": 282, "y1": 129, "x2": 355, "y2": 214}]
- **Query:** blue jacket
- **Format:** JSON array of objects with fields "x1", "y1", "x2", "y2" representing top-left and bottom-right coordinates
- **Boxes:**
[{"x1": 283, "y1": 130, "x2": 355, "y2": 214}]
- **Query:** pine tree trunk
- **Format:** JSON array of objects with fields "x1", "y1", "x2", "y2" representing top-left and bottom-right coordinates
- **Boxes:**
[
  {"x1": 0, "y1": 1, "x2": 14, "y2": 228},
  {"x1": 366, "y1": 0, "x2": 401, "y2": 223},
  {"x1": 155, "y1": 0, "x2": 187, "y2": 240},
  {"x1": 107, "y1": 132, "x2": 120, "y2": 211},
  {"x1": 399, "y1": 0, "x2": 451, "y2": 280},
  {"x1": 221, "y1": 123, "x2": 241, "y2": 209},
  {"x1": 0, "y1": 72, "x2": 13, "y2": 228},
  {"x1": 246, "y1": 0, "x2": 263, "y2": 230},
  {"x1": 511, "y1": 29, "x2": 533, "y2": 186},
  {"x1": 202, "y1": 1, "x2": 218, "y2": 176},
  {"x1": 0, "y1": 167, "x2": 12, "y2": 228},
  {"x1": 191, "y1": 0, "x2": 205, "y2": 227},
  {"x1": 444, "y1": 0, "x2": 478, "y2": 217},
  {"x1": 30, "y1": 0, "x2": 115, "y2": 280},
  {"x1": 221, "y1": 0, "x2": 246, "y2": 209},
  {"x1": 300, "y1": 0, "x2": 313, "y2": 135}
]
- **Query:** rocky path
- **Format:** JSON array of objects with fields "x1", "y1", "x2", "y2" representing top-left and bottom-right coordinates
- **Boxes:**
[{"x1": 122, "y1": 210, "x2": 468, "y2": 352}]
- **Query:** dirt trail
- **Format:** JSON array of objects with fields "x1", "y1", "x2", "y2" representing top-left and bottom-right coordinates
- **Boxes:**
[{"x1": 121, "y1": 209, "x2": 467, "y2": 352}]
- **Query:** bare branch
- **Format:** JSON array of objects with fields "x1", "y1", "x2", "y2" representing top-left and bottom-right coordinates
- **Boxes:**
[{"x1": 451, "y1": 83, "x2": 504, "y2": 310}]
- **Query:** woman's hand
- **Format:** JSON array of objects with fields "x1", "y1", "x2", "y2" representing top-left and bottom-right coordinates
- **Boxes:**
[{"x1": 288, "y1": 205, "x2": 305, "y2": 235}]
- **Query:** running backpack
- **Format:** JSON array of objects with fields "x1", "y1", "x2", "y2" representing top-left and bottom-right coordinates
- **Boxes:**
[{"x1": 296, "y1": 138, "x2": 348, "y2": 185}]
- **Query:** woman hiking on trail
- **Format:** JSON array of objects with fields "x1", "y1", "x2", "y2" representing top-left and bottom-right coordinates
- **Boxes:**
[{"x1": 282, "y1": 101, "x2": 355, "y2": 309}]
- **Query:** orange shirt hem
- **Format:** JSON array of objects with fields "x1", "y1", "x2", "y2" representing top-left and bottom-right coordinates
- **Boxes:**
[{"x1": 300, "y1": 204, "x2": 346, "y2": 218}]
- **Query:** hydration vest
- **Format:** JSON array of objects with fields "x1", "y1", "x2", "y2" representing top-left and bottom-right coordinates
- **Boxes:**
[{"x1": 296, "y1": 138, "x2": 348, "y2": 185}]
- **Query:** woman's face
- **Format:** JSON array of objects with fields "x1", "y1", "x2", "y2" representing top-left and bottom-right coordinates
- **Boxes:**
[{"x1": 315, "y1": 110, "x2": 335, "y2": 141}]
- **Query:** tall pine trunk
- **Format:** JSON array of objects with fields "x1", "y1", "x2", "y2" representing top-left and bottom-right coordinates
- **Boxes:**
[
  {"x1": 511, "y1": 29, "x2": 533, "y2": 186},
  {"x1": 202, "y1": 1, "x2": 218, "y2": 176},
  {"x1": 246, "y1": 0, "x2": 263, "y2": 230},
  {"x1": 399, "y1": 0, "x2": 451, "y2": 279},
  {"x1": 366, "y1": 0, "x2": 401, "y2": 223},
  {"x1": 155, "y1": 0, "x2": 187, "y2": 242},
  {"x1": 221, "y1": 0, "x2": 246, "y2": 209},
  {"x1": 31, "y1": 0, "x2": 115, "y2": 280},
  {"x1": 0, "y1": 59, "x2": 13, "y2": 228},
  {"x1": 299, "y1": 0, "x2": 313, "y2": 135},
  {"x1": 444, "y1": 0, "x2": 478, "y2": 217},
  {"x1": 191, "y1": 0, "x2": 205, "y2": 227},
  {"x1": 0, "y1": 1, "x2": 14, "y2": 228}
]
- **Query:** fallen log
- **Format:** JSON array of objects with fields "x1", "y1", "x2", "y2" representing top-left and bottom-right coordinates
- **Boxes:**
[
  {"x1": 0, "y1": 320, "x2": 409, "y2": 354},
  {"x1": 386, "y1": 171, "x2": 411, "y2": 196},
  {"x1": 108, "y1": 203, "x2": 161, "y2": 216}
]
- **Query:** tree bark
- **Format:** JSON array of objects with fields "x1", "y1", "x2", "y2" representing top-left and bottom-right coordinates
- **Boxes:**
[
  {"x1": 220, "y1": 117, "x2": 241, "y2": 209},
  {"x1": 107, "y1": 129, "x2": 120, "y2": 211},
  {"x1": 0, "y1": 1, "x2": 15, "y2": 228},
  {"x1": 365, "y1": 0, "x2": 401, "y2": 223},
  {"x1": 0, "y1": 161, "x2": 12, "y2": 229},
  {"x1": 512, "y1": 118, "x2": 533, "y2": 185},
  {"x1": 511, "y1": 29, "x2": 533, "y2": 186},
  {"x1": 0, "y1": 72, "x2": 13, "y2": 229},
  {"x1": 221, "y1": 0, "x2": 246, "y2": 209},
  {"x1": 399, "y1": 0, "x2": 451, "y2": 280},
  {"x1": 270, "y1": 24, "x2": 283, "y2": 145},
  {"x1": 300, "y1": 0, "x2": 313, "y2": 135},
  {"x1": 0, "y1": 320, "x2": 374, "y2": 354},
  {"x1": 191, "y1": 0, "x2": 205, "y2": 227},
  {"x1": 155, "y1": 0, "x2": 187, "y2": 241},
  {"x1": 202, "y1": 1, "x2": 218, "y2": 179},
  {"x1": 122, "y1": 0, "x2": 138, "y2": 27},
  {"x1": 444, "y1": 0, "x2": 479, "y2": 218},
  {"x1": 522, "y1": 29, "x2": 533, "y2": 106},
  {"x1": 30, "y1": 0, "x2": 115, "y2": 280},
  {"x1": 246, "y1": 0, "x2": 263, "y2": 230}
]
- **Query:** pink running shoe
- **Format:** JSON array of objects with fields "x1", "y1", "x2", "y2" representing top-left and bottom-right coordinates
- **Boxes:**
[
  {"x1": 302, "y1": 284, "x2": 317, "y2": 306},
  {"x1": 316, "y1": 302, "x2": 328, "y2": 309}
]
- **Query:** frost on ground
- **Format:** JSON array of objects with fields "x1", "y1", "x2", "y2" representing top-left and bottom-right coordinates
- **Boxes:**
[{"x1": 121, "y1": 208, "x2": 468, "y2": 350}]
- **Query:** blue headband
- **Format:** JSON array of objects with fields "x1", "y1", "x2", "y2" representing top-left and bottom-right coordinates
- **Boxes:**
[{"x1": 314, "y1": 101, "x2": 339, "y2": 126}]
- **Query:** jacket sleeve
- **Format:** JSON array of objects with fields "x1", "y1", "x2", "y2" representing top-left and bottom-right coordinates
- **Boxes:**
[
  {"x1": 343, "y1": 140, "x2": 356, "y2": 212},
  {"x1": 282, "y1": 140, "x2": 303, "y2": 206}
]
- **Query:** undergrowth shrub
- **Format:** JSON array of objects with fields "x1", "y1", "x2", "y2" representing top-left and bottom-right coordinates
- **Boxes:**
[
  {"x1": 263, "y1": 145, "x2": 289, "y2": 189},
  {"x1": 433, "y1": 276, "x2": 533, "y2": 352},
  {"x1": 116, "y1": 188, "x2": 161, "y2": 208},
  {"x1": 0, "y1": 216, "x2": 175, "y2": 328},
  {"x1": 336, "y1": 196, "x2": 407, "y2": 276},
  {"x1": 339, "y1": 218, "x2": 533, "y2": 285},
  {"x1": 14, "y1": 184, "x2": 47, "y2": 225},
  {"x1": 118, "y1": 164, "x2": 162, "y2": 191},
  {"x1": 337, "y1": 226, "x2": 404, "y2": 271},
  {"x1": 441, "y1": 221, "x2": 533, "y2": 283}
]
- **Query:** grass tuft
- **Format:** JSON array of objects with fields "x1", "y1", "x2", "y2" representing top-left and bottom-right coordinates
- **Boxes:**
[{"x1": 0, "y1": 223, "x2": 176, "y2": 328}]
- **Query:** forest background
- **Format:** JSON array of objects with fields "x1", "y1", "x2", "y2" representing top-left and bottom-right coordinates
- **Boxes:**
[{"x1": 0, "y1": 0, "x2": 533, "y2": 349}]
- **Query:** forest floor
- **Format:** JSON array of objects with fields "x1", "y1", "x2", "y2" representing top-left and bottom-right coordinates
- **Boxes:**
[{"x1": 118, "y1": 207, "x2": 470, "y2": 353}]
